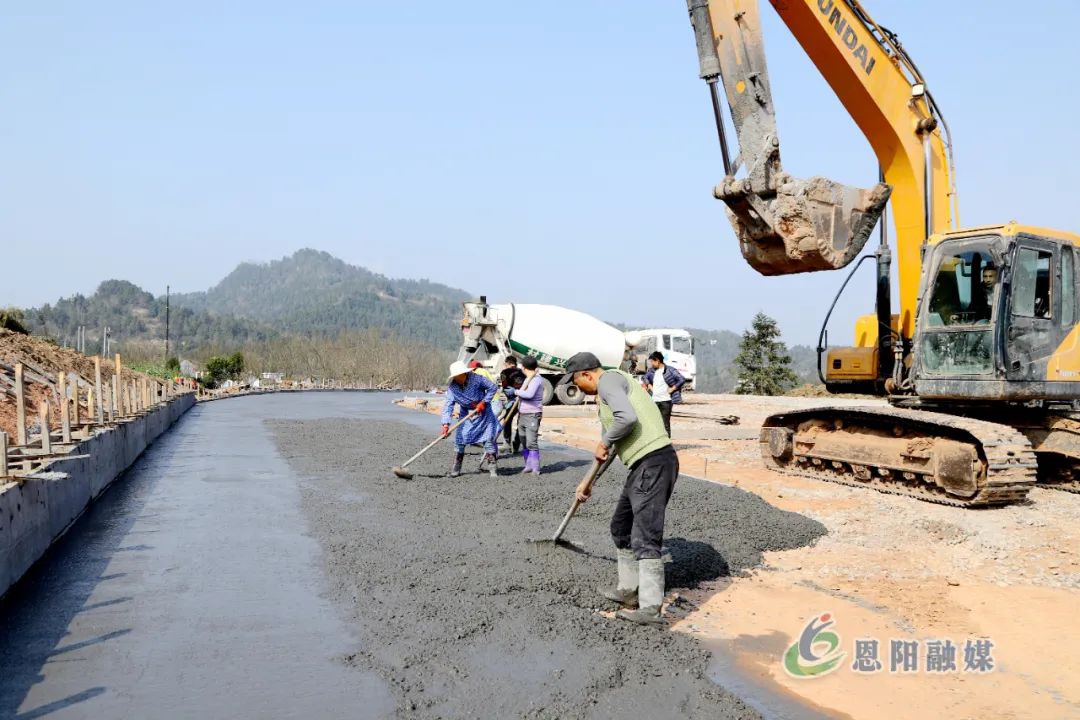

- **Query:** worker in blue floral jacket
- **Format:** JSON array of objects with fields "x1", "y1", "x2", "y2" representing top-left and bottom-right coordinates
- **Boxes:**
[{"x1": 442, "y1": 360, "x2": 499, "y2": 477}]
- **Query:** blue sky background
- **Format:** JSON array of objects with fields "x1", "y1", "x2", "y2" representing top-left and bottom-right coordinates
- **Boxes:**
[{"x1": 2, "y1": 1, "x2": 1077, "y2": 344}]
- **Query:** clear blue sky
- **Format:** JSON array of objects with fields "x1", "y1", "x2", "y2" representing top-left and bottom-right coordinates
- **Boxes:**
[{"x1": 3, "y1": 1, "x2": 1077, "y2": 345}]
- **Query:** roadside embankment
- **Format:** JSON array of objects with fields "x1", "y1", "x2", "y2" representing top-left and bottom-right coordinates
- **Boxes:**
[
  {"x1": 0, "y1": 393, "x2": 194, "y2": 597},
  {"x1": 1, "y1": 329, "x2": 199, "y2": 598}
]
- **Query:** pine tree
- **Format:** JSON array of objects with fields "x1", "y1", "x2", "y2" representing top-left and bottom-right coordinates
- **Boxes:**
[{"x1": 734, "y1": 312, "x2": 798, "y2": 395}]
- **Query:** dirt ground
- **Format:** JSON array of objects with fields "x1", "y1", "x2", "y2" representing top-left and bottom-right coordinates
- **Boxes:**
[
  {"x1": 0, "y1": 329, "x2": 155, "y2": 441},
  {"x1": 399, "y1": 393, "x2": 1080, "y2": 719}
]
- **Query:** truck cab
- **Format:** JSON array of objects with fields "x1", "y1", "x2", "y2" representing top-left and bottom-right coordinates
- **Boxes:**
[{"x1": 629, "y1": 329, "x2": 697, "y2": 390}]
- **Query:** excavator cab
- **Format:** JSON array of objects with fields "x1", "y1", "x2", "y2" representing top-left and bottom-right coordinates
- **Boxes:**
[{"x1": 915, "y1": 225, "x2": 1080, "y2": 400}]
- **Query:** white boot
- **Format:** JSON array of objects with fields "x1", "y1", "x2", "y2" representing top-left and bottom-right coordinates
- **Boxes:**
[
  {"x1": 617, "y1": 558, "x2": 665, "y2": 625},
  {"x1": 599, "y1": 549, "x2": 638, "y2": 607}
]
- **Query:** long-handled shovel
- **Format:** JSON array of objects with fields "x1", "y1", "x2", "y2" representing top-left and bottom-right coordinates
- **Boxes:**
[
  {"x1": 479, "y1": 398, "x2": 521, "y2": 472},
  {"x1": 392, "y1": 411, "x2": 476, "y2": 479},
  {"x1": 498, "y1": 397, "x2": 520, "y2": 429},
  {"x1": 524, "y1": 454, "x2": 617, "y2": 550},
  {"x1": 479, "y1": 397, "x2": 520, "y2": 474},
  {"x1": 551, "y1": 454, "x2": 615, "y2": 542}
]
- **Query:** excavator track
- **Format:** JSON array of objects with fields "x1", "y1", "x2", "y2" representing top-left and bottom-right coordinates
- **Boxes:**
[
  {"x1": 903, "y1": 403, "x2": 1080, "y2": 495},
  {"x1": 760, "y1": 406, "x2": 1037, "y2": 507},
  {"x1": 981, "y1": 412, "x2": 1080, "y2": 494}
]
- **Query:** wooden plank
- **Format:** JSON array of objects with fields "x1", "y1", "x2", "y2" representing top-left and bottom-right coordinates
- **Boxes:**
[
  {"x1": 15, "y1": 363, "x2": 26, "y2": 446},
  {"x1": 71, "y1": 372, "x2": 81, "y2": 425},
  {"x1": 95, "y1": 356, "x2": 104, "y2": 424},
  {"x1": 39, "y1": 400, "x2": 51, "y2": 454},
  {"x1": 0, "y1": 432, "x2": 8, "y2": 477},
  {"x1": 109, "y1": 380, "x2": 117, "y2": 422},
  {"x1": 59, "y1": 372, "x2": 71, "y2": 443}
]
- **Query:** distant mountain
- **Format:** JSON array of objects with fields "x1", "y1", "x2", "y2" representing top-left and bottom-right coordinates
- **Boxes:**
[
  {"x1": 22, "y1": 279, "x2": 275, "y2": 356},
  {"x1": 171, "y1": 249, "x2": 469, "y2": 348},
  {"x1": 19, "y1": 250, "x2": 821, "y2": 390}
]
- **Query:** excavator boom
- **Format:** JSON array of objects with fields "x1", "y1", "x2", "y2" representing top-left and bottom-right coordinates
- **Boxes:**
[{"x1": 687, "y1": 0, "x2": 891, "y2": 275}]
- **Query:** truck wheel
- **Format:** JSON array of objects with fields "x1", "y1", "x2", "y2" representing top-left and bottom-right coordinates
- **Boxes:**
[
  {"x1": 540, "y1": 377, "x2": 555, "y2": 406},
  {"x1": 555, "y1": 381, "x2": 586, "y2": 406}
]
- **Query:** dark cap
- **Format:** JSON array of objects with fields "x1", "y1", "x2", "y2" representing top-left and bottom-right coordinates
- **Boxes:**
[{"x1": 558, "y1": 351, "x2": 602, "y2": 385}]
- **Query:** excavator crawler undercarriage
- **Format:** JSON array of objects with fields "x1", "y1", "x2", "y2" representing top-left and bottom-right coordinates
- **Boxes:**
[
  {"x1": 952, "y1": 409, "x2": 1080, "y2": 494},
  {"x1": 760, "y1": 406, "x2": 1038, "y2": 507}
]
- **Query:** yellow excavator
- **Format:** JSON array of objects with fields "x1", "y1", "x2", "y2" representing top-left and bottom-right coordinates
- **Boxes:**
[{"x1": 686, "y1": 0, "x2": 1080, "y2": 506}]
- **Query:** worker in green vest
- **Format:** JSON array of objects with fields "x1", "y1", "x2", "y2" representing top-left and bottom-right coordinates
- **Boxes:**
[{"x1": 559, "y1": 351, "x2": 680, "y2": 625}]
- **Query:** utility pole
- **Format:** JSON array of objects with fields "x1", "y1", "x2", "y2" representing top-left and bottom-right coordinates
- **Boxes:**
[{"x1": 165, "y1": 285, "x2": 170, "y2": 362}]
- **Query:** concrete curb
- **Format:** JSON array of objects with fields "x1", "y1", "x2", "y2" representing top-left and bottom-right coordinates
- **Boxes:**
[{"x1": 0, "y1": 394, "x2": 196, "y2": 599}]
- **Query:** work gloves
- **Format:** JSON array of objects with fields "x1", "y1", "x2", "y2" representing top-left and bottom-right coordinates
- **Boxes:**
[
  {"x1": 475, "y1": 401, "x2": 486, "y2": 414},
  {"x1": 441, "y1": 424, "x2": 450, "y2": 438}
]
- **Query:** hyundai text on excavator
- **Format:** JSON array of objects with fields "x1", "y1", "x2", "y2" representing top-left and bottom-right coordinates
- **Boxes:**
[{"x1": 686, "y1": 0, "x2": 1080, "y2": 506}]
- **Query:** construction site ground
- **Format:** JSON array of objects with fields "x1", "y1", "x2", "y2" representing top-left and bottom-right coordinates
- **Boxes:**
[{"x1": 400, "y1": 392, "x2": 1080, "y2": 719}]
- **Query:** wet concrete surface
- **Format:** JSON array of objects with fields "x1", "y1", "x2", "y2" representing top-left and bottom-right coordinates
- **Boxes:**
[
  {"x1": 0, "y1": 393, "x2": 828, "y2": 719},
  {"x1": 0, "y1": 393, "x2": 411, "y2": 720},
  {"x1": 270, "y1": 397, "x2": 827, "y2": 719}
]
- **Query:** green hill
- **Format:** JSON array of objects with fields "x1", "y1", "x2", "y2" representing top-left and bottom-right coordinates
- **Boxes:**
[
  {"x1": 171, "y1": 249, "x2": 469, "y2": 348},
  {"x1": 19, "y1": 250, "x2": 821, "y2": 391},
  {"x1": 21, "y1": 279, "x2": 275, "y2": 357}
]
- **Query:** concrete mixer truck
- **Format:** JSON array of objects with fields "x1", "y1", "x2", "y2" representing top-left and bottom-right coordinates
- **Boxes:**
[{"x1": 457, "y1": 297, "x2": 640, "y2": 406}]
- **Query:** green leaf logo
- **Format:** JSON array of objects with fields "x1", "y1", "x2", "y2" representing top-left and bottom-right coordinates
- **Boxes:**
[{"x1": 783, "y1": 612, "x2": 846, "y2": 678}]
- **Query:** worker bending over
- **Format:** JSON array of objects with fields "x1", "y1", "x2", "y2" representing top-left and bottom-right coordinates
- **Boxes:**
[
  {"x1": 442, "y1": 360, "x2": 499, "y2": 478},
  {"x1": 560, "y1": 352, "x2": 679, "y2": 625}
]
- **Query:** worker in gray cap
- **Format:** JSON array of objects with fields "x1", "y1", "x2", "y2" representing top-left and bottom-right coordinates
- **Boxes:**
[{"x1": 559, "y1": 351, "x2": 679, "y2": 625}]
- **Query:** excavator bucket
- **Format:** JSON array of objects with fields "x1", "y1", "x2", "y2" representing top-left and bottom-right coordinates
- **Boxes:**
[
  {"x1": 685, "y1": 0, "x2": 892, "y2": 275},
  {"x1": 718, "y1": 174, "x2": 892, "y2": 276}
]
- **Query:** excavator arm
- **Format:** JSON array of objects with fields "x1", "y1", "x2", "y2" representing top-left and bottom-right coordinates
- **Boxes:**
[
  {"x1": 686, "y1": 0, "x2": 959, "y2": 338},
  {"x1": 687, "y1": 0, "x2": 956, "y2": 338},
  {"x1": 687, "y1": 0, "x2": 891, "y2": 276}
]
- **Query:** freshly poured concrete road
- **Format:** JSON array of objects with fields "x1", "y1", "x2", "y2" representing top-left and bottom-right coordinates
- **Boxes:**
[
  {"x1": 0, "y1": 393, "x2": 826, "y2": 719},
  {"x1": 0, "y1": 394, "x2": 421, "y2": 720}
]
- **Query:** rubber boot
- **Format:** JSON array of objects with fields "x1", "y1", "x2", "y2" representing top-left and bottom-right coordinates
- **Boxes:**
[
  {"x1": 617, "y1": 558, "x2": 665, "y2": 625},
  {"x1": 486, "y1": 453, "x2": 499, "y2": 478},
  {"x1": 599, "y1": 549, "x2": 639, "y2": 608},
  {"x1": 529, "y1": 450, "x2": 542, "y2": 475},
  {"x1": 449, "y1": 452, "x2": 464, "y2": 478}
]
